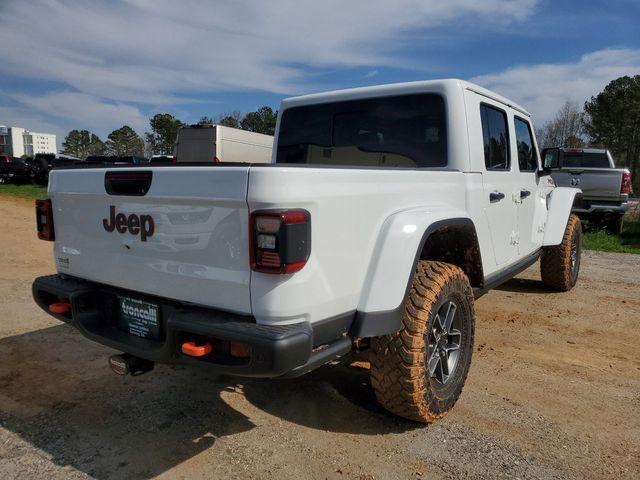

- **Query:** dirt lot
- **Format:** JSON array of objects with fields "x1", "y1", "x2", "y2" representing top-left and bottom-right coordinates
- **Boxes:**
[{"x1": 0, "y1": 196, "x2": 639, "y2": 479}]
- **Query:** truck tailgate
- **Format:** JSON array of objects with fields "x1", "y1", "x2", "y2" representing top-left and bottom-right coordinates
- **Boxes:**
[
  {"x1": 49, "y1": 166, "x2": 252, "y2": 314},
  {"x1": 552, "y1": 168, "x2": 623, "y2": 201}
]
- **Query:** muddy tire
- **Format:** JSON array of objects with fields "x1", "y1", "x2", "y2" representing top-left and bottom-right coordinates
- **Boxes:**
[
  {"x1": 540, "y1": 214, "x2": 582, "y2": 292},
  {"x1": 370, "y1": 261, "x2": 475, "y2": 423}
]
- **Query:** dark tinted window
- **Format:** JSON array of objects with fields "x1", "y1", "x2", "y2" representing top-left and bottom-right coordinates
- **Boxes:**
[
  {"x1": 480, "y1": 104, "x2": 510, "y2": 170},
  {"x1": 561, "y1": 152, "x2": 610, "y2": 168},
  {"x1": 514, "y1": 117, "x2": 536, "y2": 172},
  {"x1": 276, "y1": 94, "x2": 447, "y2": 168}
]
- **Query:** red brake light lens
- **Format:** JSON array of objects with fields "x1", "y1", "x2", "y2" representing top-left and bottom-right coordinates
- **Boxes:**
[
  {"x1": 35, "y1": 198, "x2": 55, "y2": 241},
  {"x1": 621, "y1": 170, "x2": 632, "y2": 195},
  {"x1": 250, "y1": 209, "x2": 311, "y2": 274}
]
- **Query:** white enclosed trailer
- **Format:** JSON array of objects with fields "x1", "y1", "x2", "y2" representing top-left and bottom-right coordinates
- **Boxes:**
[{"x1": 174, "y1": 124, "x2": 273, "y2": 164}]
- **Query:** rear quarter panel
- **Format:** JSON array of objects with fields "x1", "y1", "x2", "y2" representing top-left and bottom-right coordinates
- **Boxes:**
[{"x1": 247, "y1": 167, "x2": 471, "y2": 325}]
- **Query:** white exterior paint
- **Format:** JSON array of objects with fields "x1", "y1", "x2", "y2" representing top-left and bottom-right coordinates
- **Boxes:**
[
  {"x1": 175, "y1": 124, "x2": 273, "y2": 163},
  {"x1": 48, "y1": 79, "x2": 578, "y2": 330},
  {"x1": 0, "y1": 125, "x2": 57, "y2": 157},
  {"x1": 542, "y1": 187, "x2": 581, "y2": 246}
]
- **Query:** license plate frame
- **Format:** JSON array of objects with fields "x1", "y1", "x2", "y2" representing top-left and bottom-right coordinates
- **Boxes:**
[{"x1": 117, "y1": 296, "x2": 161, "y2": 340}]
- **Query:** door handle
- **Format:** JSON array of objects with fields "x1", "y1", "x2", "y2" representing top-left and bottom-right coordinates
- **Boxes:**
[
  {"x1": 489, "y1": 192, "x2": 505, "y2": 203},
  {"x1": 520, "y1": 189, "x2": 531, "y2": 199}
]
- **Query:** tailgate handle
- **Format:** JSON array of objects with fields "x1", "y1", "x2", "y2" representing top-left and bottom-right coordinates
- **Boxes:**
[{"x1": 105, "y1": 171, "x2": 152, "y2": 196}]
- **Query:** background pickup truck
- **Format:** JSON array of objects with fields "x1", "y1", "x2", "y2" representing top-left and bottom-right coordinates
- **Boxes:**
[
  {"x1": 543, "y1": 147, "x2": 632, "y2": 233},
  {"x1": 33, "y1": 79, "x2": 581, "y2": 423},
  {"x1": 0, "y1": 154, "x2": 29, "y2": 184}
]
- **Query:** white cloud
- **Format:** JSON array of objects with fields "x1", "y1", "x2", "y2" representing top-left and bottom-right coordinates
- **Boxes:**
[
  {"x1": 0, "y1": 104, "x2": 68, "y2": 146},
  {"x1": 471, "y1": 48, "x2": 640, "y2": 124},
  {"x1": 0, "y1": 0, "x2": 538, "y2": 104},
  {"x1": 11, "y1": 92, "x2": 147, "y2": 134}
]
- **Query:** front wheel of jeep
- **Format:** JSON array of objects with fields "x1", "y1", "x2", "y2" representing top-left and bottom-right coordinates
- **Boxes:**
[
  {"x1": 369, "y1": 261, "x2": 475, "y2": 423},
  {"x1": 540, "y1": 214, "x2": 582, "y2": 292}
]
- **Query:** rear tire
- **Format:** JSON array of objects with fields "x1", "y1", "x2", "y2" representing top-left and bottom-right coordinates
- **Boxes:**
[
  {"x1": 605, "y1": 214, "x2": 624, "y2": 235},
  {"x1": 370, "y1": 261, "x2": 475, "y2": 423},
  {"x1": 540, "y1": 214, "x2": 582, "y2": 291}
]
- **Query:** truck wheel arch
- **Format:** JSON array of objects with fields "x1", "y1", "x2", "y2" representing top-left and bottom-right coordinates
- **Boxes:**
[
  {"x1": 350, "y1": 214, "x2": 483, "y2": 339},
  {"x1": 543, "y1": 187, "x2": 582, "y2": 246}
]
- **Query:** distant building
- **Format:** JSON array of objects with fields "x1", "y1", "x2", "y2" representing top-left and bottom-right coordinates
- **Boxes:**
[{"x1": 0, "y1": 126, "x2": 57, "y2": 157}]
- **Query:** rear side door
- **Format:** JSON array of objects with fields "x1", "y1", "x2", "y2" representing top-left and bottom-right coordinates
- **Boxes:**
[
  {"x1": 466, "y1": 93, "x2": 519, "y2": 266},
  {"x1": 513, "y1": 116, "x2": 545, "y2": 255}
]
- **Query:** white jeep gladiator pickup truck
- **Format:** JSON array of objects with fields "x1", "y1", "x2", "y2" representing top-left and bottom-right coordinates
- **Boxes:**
[{"x1": 33, "y1": 79, "x2": 582, "y2": 422}]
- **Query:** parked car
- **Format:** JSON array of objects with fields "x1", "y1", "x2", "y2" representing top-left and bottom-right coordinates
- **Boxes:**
[
  {"x1": 543, "y1": 147, "x2": 632, "y2": 233},
  {"x1": 174, "y1": 124, "x2": 273, "y2": 163},
  {"x1": 0, "y1": 154, "x2": 30, "y2": 184},
  {"x1": 28, "y1": 154, "x2": 82, "y2": 185},
  {"x1": 33, "y1": 79, "x2": 581, "y2": 423}
]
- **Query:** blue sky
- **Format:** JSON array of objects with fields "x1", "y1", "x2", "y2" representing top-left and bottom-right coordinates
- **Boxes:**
[{"x1": 1, "y1": 0, "x2": 639, "y2": 148}]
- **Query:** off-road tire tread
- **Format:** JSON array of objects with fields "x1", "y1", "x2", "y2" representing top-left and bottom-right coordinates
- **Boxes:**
[
  {"x1": 370, "y1": 261, "x2": 474, "y2": 423},
  {"x1": 540, "y1": 214, "x2": 581, "y2": 291}
]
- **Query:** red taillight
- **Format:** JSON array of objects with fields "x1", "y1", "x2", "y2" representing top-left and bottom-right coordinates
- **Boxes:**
[
  {"x1": 35, "y1": 198, "x2": 54, "y2": 241},
  {"x1": 213, "y1": 156, "x2": 221, "y2": 163},
  {"x1": 249, "y1": 209, "x2": 311, "y2": 274},
  {"x1": 621, "y1": 170, "x2": 632, "y2": 195}
]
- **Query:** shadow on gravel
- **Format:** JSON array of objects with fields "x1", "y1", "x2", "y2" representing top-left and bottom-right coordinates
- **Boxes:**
[
  {"x1": 0, "y1": 325, "x2": 417, "y2": 479},
  {"x1": 240, "y1": 361, "x2": 420, "y2": 436},
  {"x1": 495, "y1": 277, "x2": 553, "y2": 294}
]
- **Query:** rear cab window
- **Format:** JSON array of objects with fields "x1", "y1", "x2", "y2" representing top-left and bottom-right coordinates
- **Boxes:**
[
  {"x1": 276, "y1": 93, "x2": 447, "y2": 168},
  {"x1": 561, "y1": 151, "x2": 610, "y2": 168}
]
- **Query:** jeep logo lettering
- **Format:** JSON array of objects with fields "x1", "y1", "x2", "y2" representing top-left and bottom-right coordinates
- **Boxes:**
[{"x1": 103, "y1": 205, "x2": 155, "y2": 241}]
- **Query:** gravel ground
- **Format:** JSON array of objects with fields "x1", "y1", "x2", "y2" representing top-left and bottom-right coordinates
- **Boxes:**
[{"x1": 0, "y1": 196, "x2": 639, "y2": 479}]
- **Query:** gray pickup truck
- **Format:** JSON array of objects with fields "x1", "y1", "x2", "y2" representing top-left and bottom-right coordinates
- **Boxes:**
[{"x1": 543, "y1": 148, "x2": 632, "y2": 233}]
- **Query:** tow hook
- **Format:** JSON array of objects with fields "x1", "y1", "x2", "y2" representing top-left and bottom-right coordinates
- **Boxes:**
[{"x1": 108, "y1": 353, "x2": 154, "y2": 376}]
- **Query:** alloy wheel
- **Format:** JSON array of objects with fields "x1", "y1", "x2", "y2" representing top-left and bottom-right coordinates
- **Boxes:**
[{"x1": 426, "y1": 299, "x2": 462, "y2": 385}]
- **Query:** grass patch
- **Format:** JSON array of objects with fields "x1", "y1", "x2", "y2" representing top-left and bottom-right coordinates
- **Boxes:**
[
  {"x1": 583, "y1": 221, "x2": 640, "y2": 254},
  {"x1": 0, "y1": 184, "x2": 48, "y2": 200}
]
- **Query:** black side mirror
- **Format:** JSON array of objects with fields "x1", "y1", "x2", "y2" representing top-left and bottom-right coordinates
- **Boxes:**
[{"x1": 541, "y1": 148, "x2": 559, "y2": 171}]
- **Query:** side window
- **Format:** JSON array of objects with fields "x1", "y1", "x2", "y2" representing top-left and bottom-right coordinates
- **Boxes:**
[
  {"x1": 480, "y1": 104, "x2": 510, "y2": 170},
  {"x1": 514, "y1": 117, "x2": 537, "y2": 172}
]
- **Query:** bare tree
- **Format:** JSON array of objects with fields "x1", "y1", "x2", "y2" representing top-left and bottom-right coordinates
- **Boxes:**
[
  {"x1": 216, "y1": 111, "x2": 243, "y2": 129},
  {"x1": 536, "y1": 101, "x2": 586, "y2": 148}
]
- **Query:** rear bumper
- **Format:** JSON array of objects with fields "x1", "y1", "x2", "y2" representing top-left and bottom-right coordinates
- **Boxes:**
[
  {"x1": 573, "y1": 201, "x2": 628, "y2": 214},
  {"x1": 32, "y1": 274, "x2": 352, "y2": 378}
]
